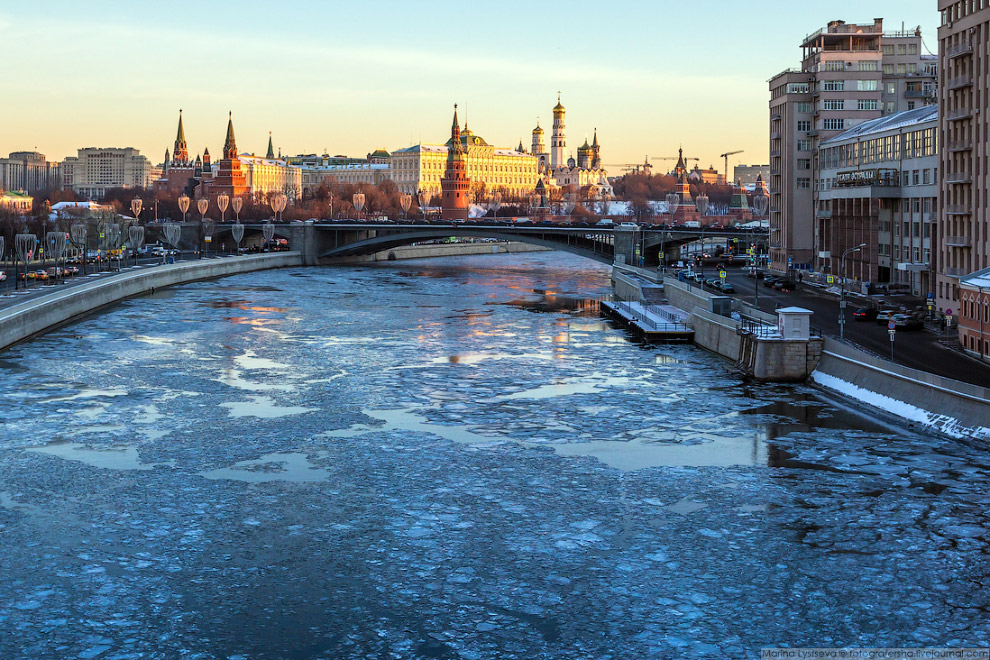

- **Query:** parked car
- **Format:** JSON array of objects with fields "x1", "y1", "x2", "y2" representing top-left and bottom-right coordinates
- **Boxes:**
[
  {"x1": 892, "y1": 313, "x2": 924, "y2": 330},
  {"x1": 719, "y1": 282, "x2": 736, "y2": 294},
  {"x1": 0, "y1": 271, "x2": 6, "y2": 282},
  {"x1": 703, "y1": 279, "x2": 719, "y2": 291},
  {"x1": 852, "y1": 307, "x2": 878, "y2": 321},
  {"x1": 763, "y1": 276, "x2": 778, "y2": 288},
  {"x1": 745, "y1": 268, "x2": 764, "y2": 279}
]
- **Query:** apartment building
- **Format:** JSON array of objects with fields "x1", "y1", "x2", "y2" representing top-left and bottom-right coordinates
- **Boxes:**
[
  {"x1": 61, "y1": 147, "x2": 155, "y2": 200},
  {"x1": 936, "y1": 1, "x2": 990, "y2": 322},
  {"x1": 817, "y1": 106, "x2": 937, "y2": 296},
  {"x1": 768, "y1": 18, "x2": 936, "y2": 276}
]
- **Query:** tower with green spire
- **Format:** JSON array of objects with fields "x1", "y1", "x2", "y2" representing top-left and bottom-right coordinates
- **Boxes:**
[{"x1": 266, "y1": 132, "x2": 275, "y2": 160}]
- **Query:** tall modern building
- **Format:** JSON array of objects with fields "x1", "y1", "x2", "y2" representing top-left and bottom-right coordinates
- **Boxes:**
[
  {"x1": 936, "y1": 1, "x2": 990, "y2": 321},
  {"x1": 768, "y1": 18, "x2": 936, "y2": 276}
]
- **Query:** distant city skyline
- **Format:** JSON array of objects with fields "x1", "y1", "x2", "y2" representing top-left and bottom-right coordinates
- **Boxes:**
[{"x1": 0, "y1": 0, "x2": 939, "y2": 177}]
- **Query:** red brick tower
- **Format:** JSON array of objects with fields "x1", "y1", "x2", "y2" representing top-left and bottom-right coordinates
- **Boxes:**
[
  {"x1": 208, "y1": 112, "x2": 248, "y2": 204},
  {"x1": 173, "y1": 109, "x2": 189, "y2": 164},
  {"x1": 441, "y1": 105, "x2": 470, "y2": 221}
]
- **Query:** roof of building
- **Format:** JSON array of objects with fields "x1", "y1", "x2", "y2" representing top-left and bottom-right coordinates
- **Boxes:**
[
  {"x1": 368, "y1": 148, "x2": 391, "y2": 159},
  {"x1": 1, "y1": 191, "x2": 32, "y2": 198},
  {"x1": 823, "y1": 105, "x2": 938, "y2": 144},
  {"x1": 961, "y1": 266, "x2": 990, "y2": 289}
]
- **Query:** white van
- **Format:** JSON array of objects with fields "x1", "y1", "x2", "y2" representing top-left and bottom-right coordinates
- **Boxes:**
[
  {"x1": 619, "y1": 221, "x2": 639, "y2": 228},
  {"x1": 595, "y1": 218, "x2": 614, "y2": 226}
]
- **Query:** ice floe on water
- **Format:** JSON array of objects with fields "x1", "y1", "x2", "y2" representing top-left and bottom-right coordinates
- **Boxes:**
[{"x1": 0, "y1": 253, "x2": 988, "y2": 658}]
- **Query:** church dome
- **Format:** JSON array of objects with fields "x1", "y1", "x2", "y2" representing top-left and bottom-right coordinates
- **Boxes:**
[{"x1": 532, "y1": 124, "x2": 544, "y2": 135}]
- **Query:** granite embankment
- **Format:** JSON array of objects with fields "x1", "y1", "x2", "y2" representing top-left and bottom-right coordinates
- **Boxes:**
[{"x1": 0, "y1": 252, "x2": 302, "y2": 353}]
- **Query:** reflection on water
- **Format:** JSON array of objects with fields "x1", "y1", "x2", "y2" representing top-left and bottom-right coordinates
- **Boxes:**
[
  {"x1": 27, "y1": 440, "x2": 168, "y2": 471},
  {"x1": 201, "y1": 452, "x2": 329, "y2": 483}
]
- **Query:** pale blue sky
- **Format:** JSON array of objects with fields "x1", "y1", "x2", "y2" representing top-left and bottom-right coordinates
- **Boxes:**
[{"x1": 0, "y1": 0, "x2": 939, "y2": 173}]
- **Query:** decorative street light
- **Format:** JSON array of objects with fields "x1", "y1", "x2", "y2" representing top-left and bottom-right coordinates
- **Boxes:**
[
  {"x1": 130, "y1": 197, "x2": 142, "y2": 224},
  {"x1": 46, "y1": 231, "x2": 67, "y2": 283},
  {"x1": 128, "y1": 225, "x2": 145, "y2": 267},
  {"x1": 163, "y1": 222, "x2": 181, "y2": 262},
  {"x1": 563, "y1": 191, "x2": 577, "y2": 224},
  {"x1": 665, "y1": 192, "x2": 680, "y2": 224},
  {"x1": 15, "y1": 234, "x2": 35, "y2": 290},
  {"x1": 178, "y1": 194, "x2": 190, "y2": 224},
  {"x1": 70, "y1": 223, "x2": 88, "y2": 276},
  {"x1": 217, "y1": 193, "x2": 230, "y2": 225},
  {"x1": 263, "y1": 221, "x2": 275, "y2": 251},
  {"x1": 197, "y1": 198, "x2": 209, "y2": 259},
  {"x1": 400, "y1": 193, "x2": 412, "y2": 222},
  {"x1": 491, "y1": 190, "x2": 502, "y2": 224},
  {"x1": 231, "y1": 196, "x2": 243, "y2": 223},
  {"x1": 269, "y1": 192, "x2": 287, "y2": 222},
  {"x1": 353, "y1": 192, "x2": 366, "y2": 221},
  {"x1": 417, "y1": 189, "x2": 429, "y2": 222},
  {"x1": 232, "y1": 222, "x2": 244, "y2": 256},
  {"x1": 839, "y1": 243, "x2": 867, "y2": 340}
]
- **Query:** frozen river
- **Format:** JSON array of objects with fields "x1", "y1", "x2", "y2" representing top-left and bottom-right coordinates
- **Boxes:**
[{"x1": 0, "y1": 252, "x2": 987, "y2": 659}]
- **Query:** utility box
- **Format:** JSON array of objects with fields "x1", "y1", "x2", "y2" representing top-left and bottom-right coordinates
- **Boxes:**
[
  {"x1": 777, "y1": 307, "x2": 813, "y2": 340},
  {"x1": 709, "y1": 296, "x2": 732, "y2": 317}
]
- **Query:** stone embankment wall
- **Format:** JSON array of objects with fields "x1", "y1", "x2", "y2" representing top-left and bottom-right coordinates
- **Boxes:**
[
  {"x1": 0, "y1": 253, "x2": 302, "y2": 353},
  {"x1": 813, "y1": 337, "x2": 990, "y2": 439}
]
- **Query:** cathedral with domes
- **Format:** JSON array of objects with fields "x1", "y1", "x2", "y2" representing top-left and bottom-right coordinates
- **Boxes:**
[{"x1": 526, "y1": 94, "x2": 612, "y2": 199}]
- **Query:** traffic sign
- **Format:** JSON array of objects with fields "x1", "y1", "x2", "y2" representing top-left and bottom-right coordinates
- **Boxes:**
[
  {"x1": 826, "y1": 275, "x2": 834, "y2": 284},
  {"x1": 888, "y1": 321, "x2": 896, "y2": 330},
  {"x1": 889, "y1": 329, "x2": 895, "y2": 339},
  {"x1": 719, "y1": 270, "x2": 727, "y2": 279},
  {"x1": 927, "y1": 292, "x2": 934, "y2": 300}
]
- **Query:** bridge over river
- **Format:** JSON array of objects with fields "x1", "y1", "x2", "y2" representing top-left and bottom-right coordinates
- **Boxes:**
[{"x1": 196, "y1": 221, "x2": 767, "y2": 268}]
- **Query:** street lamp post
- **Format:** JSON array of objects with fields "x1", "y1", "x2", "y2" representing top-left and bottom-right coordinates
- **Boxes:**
[
  {"x1": 839, "y1": 243, "x2": 867, "y2": 340},
  {"x1": 130, "y1": 198, "x2": 142, "y2": 268},
  {"x1": 753, "y1": 193, "x2": 769, "y2": 308},
  {"x1": 695, "y1": 193, "x2": 709, "y2": 279},
  {"x1": 197, "y1": 198, "x2": 209, "y2": 259},
  {"x1": 400, "y1": 193, "x2": 412, "y2": 222},
  {"x1": 217, "y1": 193, "x2": 229, "y2": 226},
  {"x1": 491, "y1": 190, "x2": 502, "y2": 224},
  {"x1": 178, "y1": 194, "x2": 190, "y2": 224},
  {"x1": 353, "y1": 192, "x2": 365, "y2": 221}
]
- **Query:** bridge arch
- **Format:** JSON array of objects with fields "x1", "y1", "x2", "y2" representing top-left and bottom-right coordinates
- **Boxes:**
[{"x1": 316, "y1": 227, "x2": 615, "y2": 265}]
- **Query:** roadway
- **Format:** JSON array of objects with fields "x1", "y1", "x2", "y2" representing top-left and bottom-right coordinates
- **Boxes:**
[{"x1": 709, "y1": 265, "x2": 990, "y2": 388}]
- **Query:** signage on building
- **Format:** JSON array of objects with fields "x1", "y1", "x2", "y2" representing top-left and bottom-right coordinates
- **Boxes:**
[{"x1": 836, "y1": 168, "x2": 899, "y2": 187}]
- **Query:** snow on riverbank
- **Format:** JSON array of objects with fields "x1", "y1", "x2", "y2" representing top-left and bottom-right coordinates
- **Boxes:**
[{"x1": 811, "y1": 370, "x2": 990, "y2": 440}]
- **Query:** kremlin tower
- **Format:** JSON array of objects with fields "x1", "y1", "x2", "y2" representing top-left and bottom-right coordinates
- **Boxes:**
[
  {"x1": 441, "y1": 105, "x2": 470, "y2": 222},
  {"x1": 550, "y1": 93, "x2": 566, "y2": 169},
  {"x1": 204, "y1": 112, "x2": 249, "y2": 206}
]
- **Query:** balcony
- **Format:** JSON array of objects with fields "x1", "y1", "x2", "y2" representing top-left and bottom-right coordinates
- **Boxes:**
[
  {"x1": 946, "y1": 42, "x2": 973, "y2": 59},
  {"x1": 897, "y1": 262, "x2": 929, "y2": 272},
  {"x1": 904, "y1": 90, "x2": 930, "y2": 98},
  {"x1": 947, "y1": 75, "x2": 973, "y2": 90},
  {"x1": 947, "y1": 139, "x2": 972, "y2": 152},
  {"x1": 945, "y1": 267, "x2": 969, "y2": 277},
  {"x1": 770, "y1": 151, "x2": 782, "y2": 158},
  {"x1": 770, "y1": 132, "x2": 782, "y2": 140},
  {"x1": 769, "y1": 242, "x2": 783, "y2": 250},
  {"x1": 818, "y1": 251, "x2": 831, "y2": 259},
  {"x1": 946, "y1": 108, "x2": 973, "y2": 122},
  {"x1": 944, "y1": 235, "x2": 972, "y2": 247},
  {"x1": 945, "y1": 171, "x2": 972, "y2": 184},
  {"x1": 816, "y1": 209, "x2": 832, "y2": 219},
  {"x1": 807, "y1": 130, "x2": 819, "y2": 137},
  {"x1": 770, "y1": 113, "x2": 782, "y2": 121},
  {"x1": 946, "y1": 205, "x2": 971, "y2": 216}
]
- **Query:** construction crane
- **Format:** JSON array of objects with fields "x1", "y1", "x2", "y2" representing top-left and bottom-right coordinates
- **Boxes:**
[
  {"x1": 719, "y1": 150, "x2": 744, "y2": 184},
  {"x1": 605, "y1": 156, "x2": 655, "y2": 175}
]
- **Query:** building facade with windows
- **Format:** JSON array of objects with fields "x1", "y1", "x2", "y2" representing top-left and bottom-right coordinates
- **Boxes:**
[
  {"x1": 768, "y1": 18, "x2": 937, "y2": 276},
  {"x1": 62, "y1": 147, "x2": 155, "y2": 199},
  {"x1": 0, "y1": 152, "x2": 61, "y2": 194},
  {"x1": 391, "y1": 127, "x2": 539, "y2": 202},
  {"x1": 936, "y1": 0, "x2": 990, "y2": 321},
  {"x1": 0, "y1": 190, "x2": 33, "y2": 213},
  {"x1": 817, "y1": 106, "x2": 937, "y2": 296}
]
